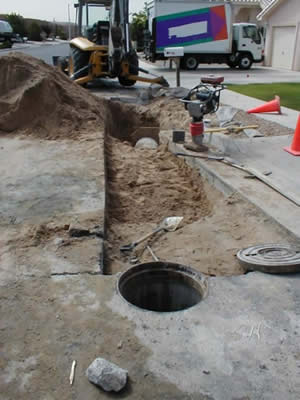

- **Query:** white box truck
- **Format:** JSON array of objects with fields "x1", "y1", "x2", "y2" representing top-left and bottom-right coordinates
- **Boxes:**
[{"x1": 144, "y1": 0, "x2": 264, "y2": 70}]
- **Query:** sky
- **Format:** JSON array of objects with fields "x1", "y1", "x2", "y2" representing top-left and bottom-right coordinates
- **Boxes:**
[{"x1": 0, "y1": 0, "x2": 144, "y2": 22}]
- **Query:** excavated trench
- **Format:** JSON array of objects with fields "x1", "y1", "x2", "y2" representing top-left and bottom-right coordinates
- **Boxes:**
[
  {"x1": 103, "y1": 100, "x2": 214, "y2": 276},
  {"x1": 102, "y1": 100, "x2": 291, "y2": 282}
]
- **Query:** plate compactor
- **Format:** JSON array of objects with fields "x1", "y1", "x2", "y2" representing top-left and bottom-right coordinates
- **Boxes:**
[{"x1": 180, "y1": 76, "x2": 225, "y2": 152}]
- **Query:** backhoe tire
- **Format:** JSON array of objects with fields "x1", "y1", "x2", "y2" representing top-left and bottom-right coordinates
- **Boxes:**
[
  {"x1": 118, "y1": 52, "x2": 139, "y2": 87},
  {"x1": 118, "y1": 76, "x2": 136, "y2": 87},
  {"x1": 69, "y1": 45, "x2": 90, "y2": 78}
]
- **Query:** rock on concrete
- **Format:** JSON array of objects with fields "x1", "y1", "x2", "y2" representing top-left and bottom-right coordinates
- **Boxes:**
[
  {"x1": 86, "y1": 358, "x2": 128, "y2": 392},
  {"x1": 216, "y1": 105, "x2": 238, "y2": 126}
]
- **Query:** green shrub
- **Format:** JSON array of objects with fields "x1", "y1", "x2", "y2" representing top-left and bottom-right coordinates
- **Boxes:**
[{"x1": 28, "y1": 22, "x2": 42, "y2": 41}]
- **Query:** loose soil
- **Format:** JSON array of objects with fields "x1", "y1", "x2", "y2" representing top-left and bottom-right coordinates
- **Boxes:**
[
  {"x1": 0, "y1": 53, "x2": 105, "y2": 139},
  {"x1": 104, "y1": 121, "x2": 292, "y2": 276},
  {"x1": 146, "y1": 96, "x2": 294, "y2": 137}
]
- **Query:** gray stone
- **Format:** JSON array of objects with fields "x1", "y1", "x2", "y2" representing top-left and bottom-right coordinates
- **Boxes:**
[
  {"x1": 86, "y1": 358, "x2": 128, "y2": 392},
  {"x1": 243, "y1": 128, "x2": 264, "y2": 138},
  {"x1": 149, "y1": 84, "x2": 162, "y2": 97},
  {"x1": 216, "y1": 106, "x2": 238, "y2": 126},
  {"x1": 90, "y1": 227, "x2": 104, "y2": 238},
  {"x1": 53, "y1": 237, "x2": 64, "y2": 246},
  {"x1": 153, "y1": 86, "x2": 189, "y2": 99},
  {"x1": 68, "y1": 224, "x2": 90, "y2": 238},
  {"x1": 138, "y1": 88, "x2": 153, "y2": 103}
]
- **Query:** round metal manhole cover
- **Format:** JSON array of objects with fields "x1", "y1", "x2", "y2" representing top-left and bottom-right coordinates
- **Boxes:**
[
  {"x1": 237, "y1": 244, "x2": 300, "y2": 274},
  {"x1": 117, "y1": 262, "x2": 208, "y2": 312}
]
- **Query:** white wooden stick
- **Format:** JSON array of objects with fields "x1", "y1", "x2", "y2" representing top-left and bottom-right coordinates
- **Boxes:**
[{"x1": 70, "y1": 360, "x2": 77, "y2": 385}]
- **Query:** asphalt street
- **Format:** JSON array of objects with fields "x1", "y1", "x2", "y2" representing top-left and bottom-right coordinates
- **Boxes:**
[
  {"x1": 139, "y1": 58, "x2": 300, "y2": 86},
  {"x1": 0, "y1": 41, "x2": 69, "y2": 65},
  {"x1": 1, "y1": 41, "x2": 300, "y2": 87}
]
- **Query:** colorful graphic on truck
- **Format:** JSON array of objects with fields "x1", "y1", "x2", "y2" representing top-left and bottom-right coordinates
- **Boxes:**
[{"x1": 156, "y1": 5, "x2": 228, "y2": 51}]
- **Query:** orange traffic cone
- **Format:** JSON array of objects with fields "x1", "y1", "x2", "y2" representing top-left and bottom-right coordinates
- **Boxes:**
[
  {"x1": 247, "y1": 95, "x2": 281, "y2": 114},
  {"x1": 284, "y1": 115, "x2": 300, "y2": 156}
]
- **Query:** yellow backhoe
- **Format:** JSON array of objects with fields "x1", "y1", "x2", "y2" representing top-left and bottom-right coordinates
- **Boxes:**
[{"x1": 54, "y1": 0, "x2": 168, "y2": 87}]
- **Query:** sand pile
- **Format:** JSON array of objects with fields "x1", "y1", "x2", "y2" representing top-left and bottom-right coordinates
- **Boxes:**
[
  {"x1": 146, "y1": 96, "x2": 293, "y2": 137},
  {"x1": 0, "y1": 53, "x2": 105, "y2": 139},
  {"x1": 147, "y1": 97, "x2": 191, "y2": 131}
]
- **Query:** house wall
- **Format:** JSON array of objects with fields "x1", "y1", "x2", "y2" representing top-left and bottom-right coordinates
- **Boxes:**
[
  {"x1": 264, "y1": 0, "x2": 300, "y2": 70},
  {"x1": 233, "y1": 6, "x2": 262, "y2": 25}
]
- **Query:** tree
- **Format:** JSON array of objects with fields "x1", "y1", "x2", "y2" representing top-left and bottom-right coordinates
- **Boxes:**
[
  {"x1": 41, "y1": 23, "x2": 52, "y2": 38},
  {"x1": 7, "y1": 13, "x2": 27, "y2": 37},
  {"x1": 130, "y1": 9, "x2": 147, "y2": 51},
  {"x1": 28, "y1": 22, "x2": 42, "y2": 41},
  {"x1": 56, "y1": 25, "x2": 67, "y2": 40}
]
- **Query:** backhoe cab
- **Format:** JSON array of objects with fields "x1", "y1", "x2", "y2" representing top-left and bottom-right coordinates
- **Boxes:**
[{"x1": 60, "y1": 0, "x2": 168, "y2": 87}]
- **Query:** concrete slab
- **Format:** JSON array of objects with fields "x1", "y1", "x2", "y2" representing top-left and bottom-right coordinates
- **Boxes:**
[
  {"x1": 109, "y1": 270, "x2": 300, "y2": 400},
  {"x1": 2, "y1": 259, "x2": 300, "y2": 400},
  {"x1": 0, "y1": 137, "x2": 104, "y2": 225},
  {"x1": 205, "y1": 134, "x2": 300, "y2": 199},
  {"x1": 166, "y1": 136, "x2": 300, "y2": 240},
  {"x1": 0, "y1": 134, "x2": 105, "y2": 278}
]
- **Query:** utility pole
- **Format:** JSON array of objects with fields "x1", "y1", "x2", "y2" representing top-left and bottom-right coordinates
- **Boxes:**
[{"x1": 68, "y1": 3, "x2": 71, "y2": 40}]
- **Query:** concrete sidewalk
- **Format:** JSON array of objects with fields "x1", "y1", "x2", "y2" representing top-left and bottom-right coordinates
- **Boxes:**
[{"x1": 222, "y1": 89, "x2": 299, "y2": 129}]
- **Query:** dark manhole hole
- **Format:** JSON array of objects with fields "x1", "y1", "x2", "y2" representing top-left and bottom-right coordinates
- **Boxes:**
[{"x1": 118, "y1": 262, "x2": 208, "y2": 312}]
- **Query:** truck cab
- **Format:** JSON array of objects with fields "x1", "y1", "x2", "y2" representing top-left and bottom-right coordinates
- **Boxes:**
[
  {"x1": 229, "y1": 23, "x2": 264, "y2": 69},
  {"x1": 0, "y1": 20, "x2": 14, "y2": 48}
]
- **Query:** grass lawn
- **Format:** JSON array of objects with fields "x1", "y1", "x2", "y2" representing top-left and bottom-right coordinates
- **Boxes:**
[{"x1": 227, "y1": 83, "x2": 300, "y2": 111}]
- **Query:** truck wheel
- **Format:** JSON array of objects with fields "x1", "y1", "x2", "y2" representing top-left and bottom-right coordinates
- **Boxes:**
[
  {"x1": 183, "y1": 56, "x2": 199, "y2": 71},
  {"x1": 238, "y1": 54, "x2": 253, "y2": 70}
]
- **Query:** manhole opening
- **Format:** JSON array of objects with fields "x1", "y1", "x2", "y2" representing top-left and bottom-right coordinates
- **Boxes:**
[{"x1": 118, "y1": 262, "x2": 207, "y2": 312}]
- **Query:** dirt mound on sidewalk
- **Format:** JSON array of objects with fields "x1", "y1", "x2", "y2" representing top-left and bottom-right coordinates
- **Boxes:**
[{"x1": 0, "y1": 52, "x2": 105, "y2": 139}]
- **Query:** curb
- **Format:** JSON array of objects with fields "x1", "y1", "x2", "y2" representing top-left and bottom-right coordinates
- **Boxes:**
[{"x1": 162, "y1": 132, "x2": 300, "y2": 242}]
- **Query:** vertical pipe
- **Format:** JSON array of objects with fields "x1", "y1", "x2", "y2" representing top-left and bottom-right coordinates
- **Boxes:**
[
  {"x1": 176, "y1": 58, "x2": 180, "y2": 87},
  {"x1": 78, "y1": 0, "x2": 83, "y2": 36},
  {"x1": 68, "y1": 3, "x2": 71, "y2": 40},
  {"x1": 86, "y1": 2, "x2": 89, "y2": 29},
  {"x1": 125, "y1": 23, "x2": 130, "y2": 53}
]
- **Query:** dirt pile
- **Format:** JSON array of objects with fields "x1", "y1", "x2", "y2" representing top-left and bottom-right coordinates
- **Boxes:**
[
  {"x1": 147, "y1": 97, "x2": 191, "y2": 131},
  {"x1": 146, "y1": 97, "x2": 293, "y2": 137},
  {"x1": 0, "y1": 53, "x2": 106, "y2": 139}
]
